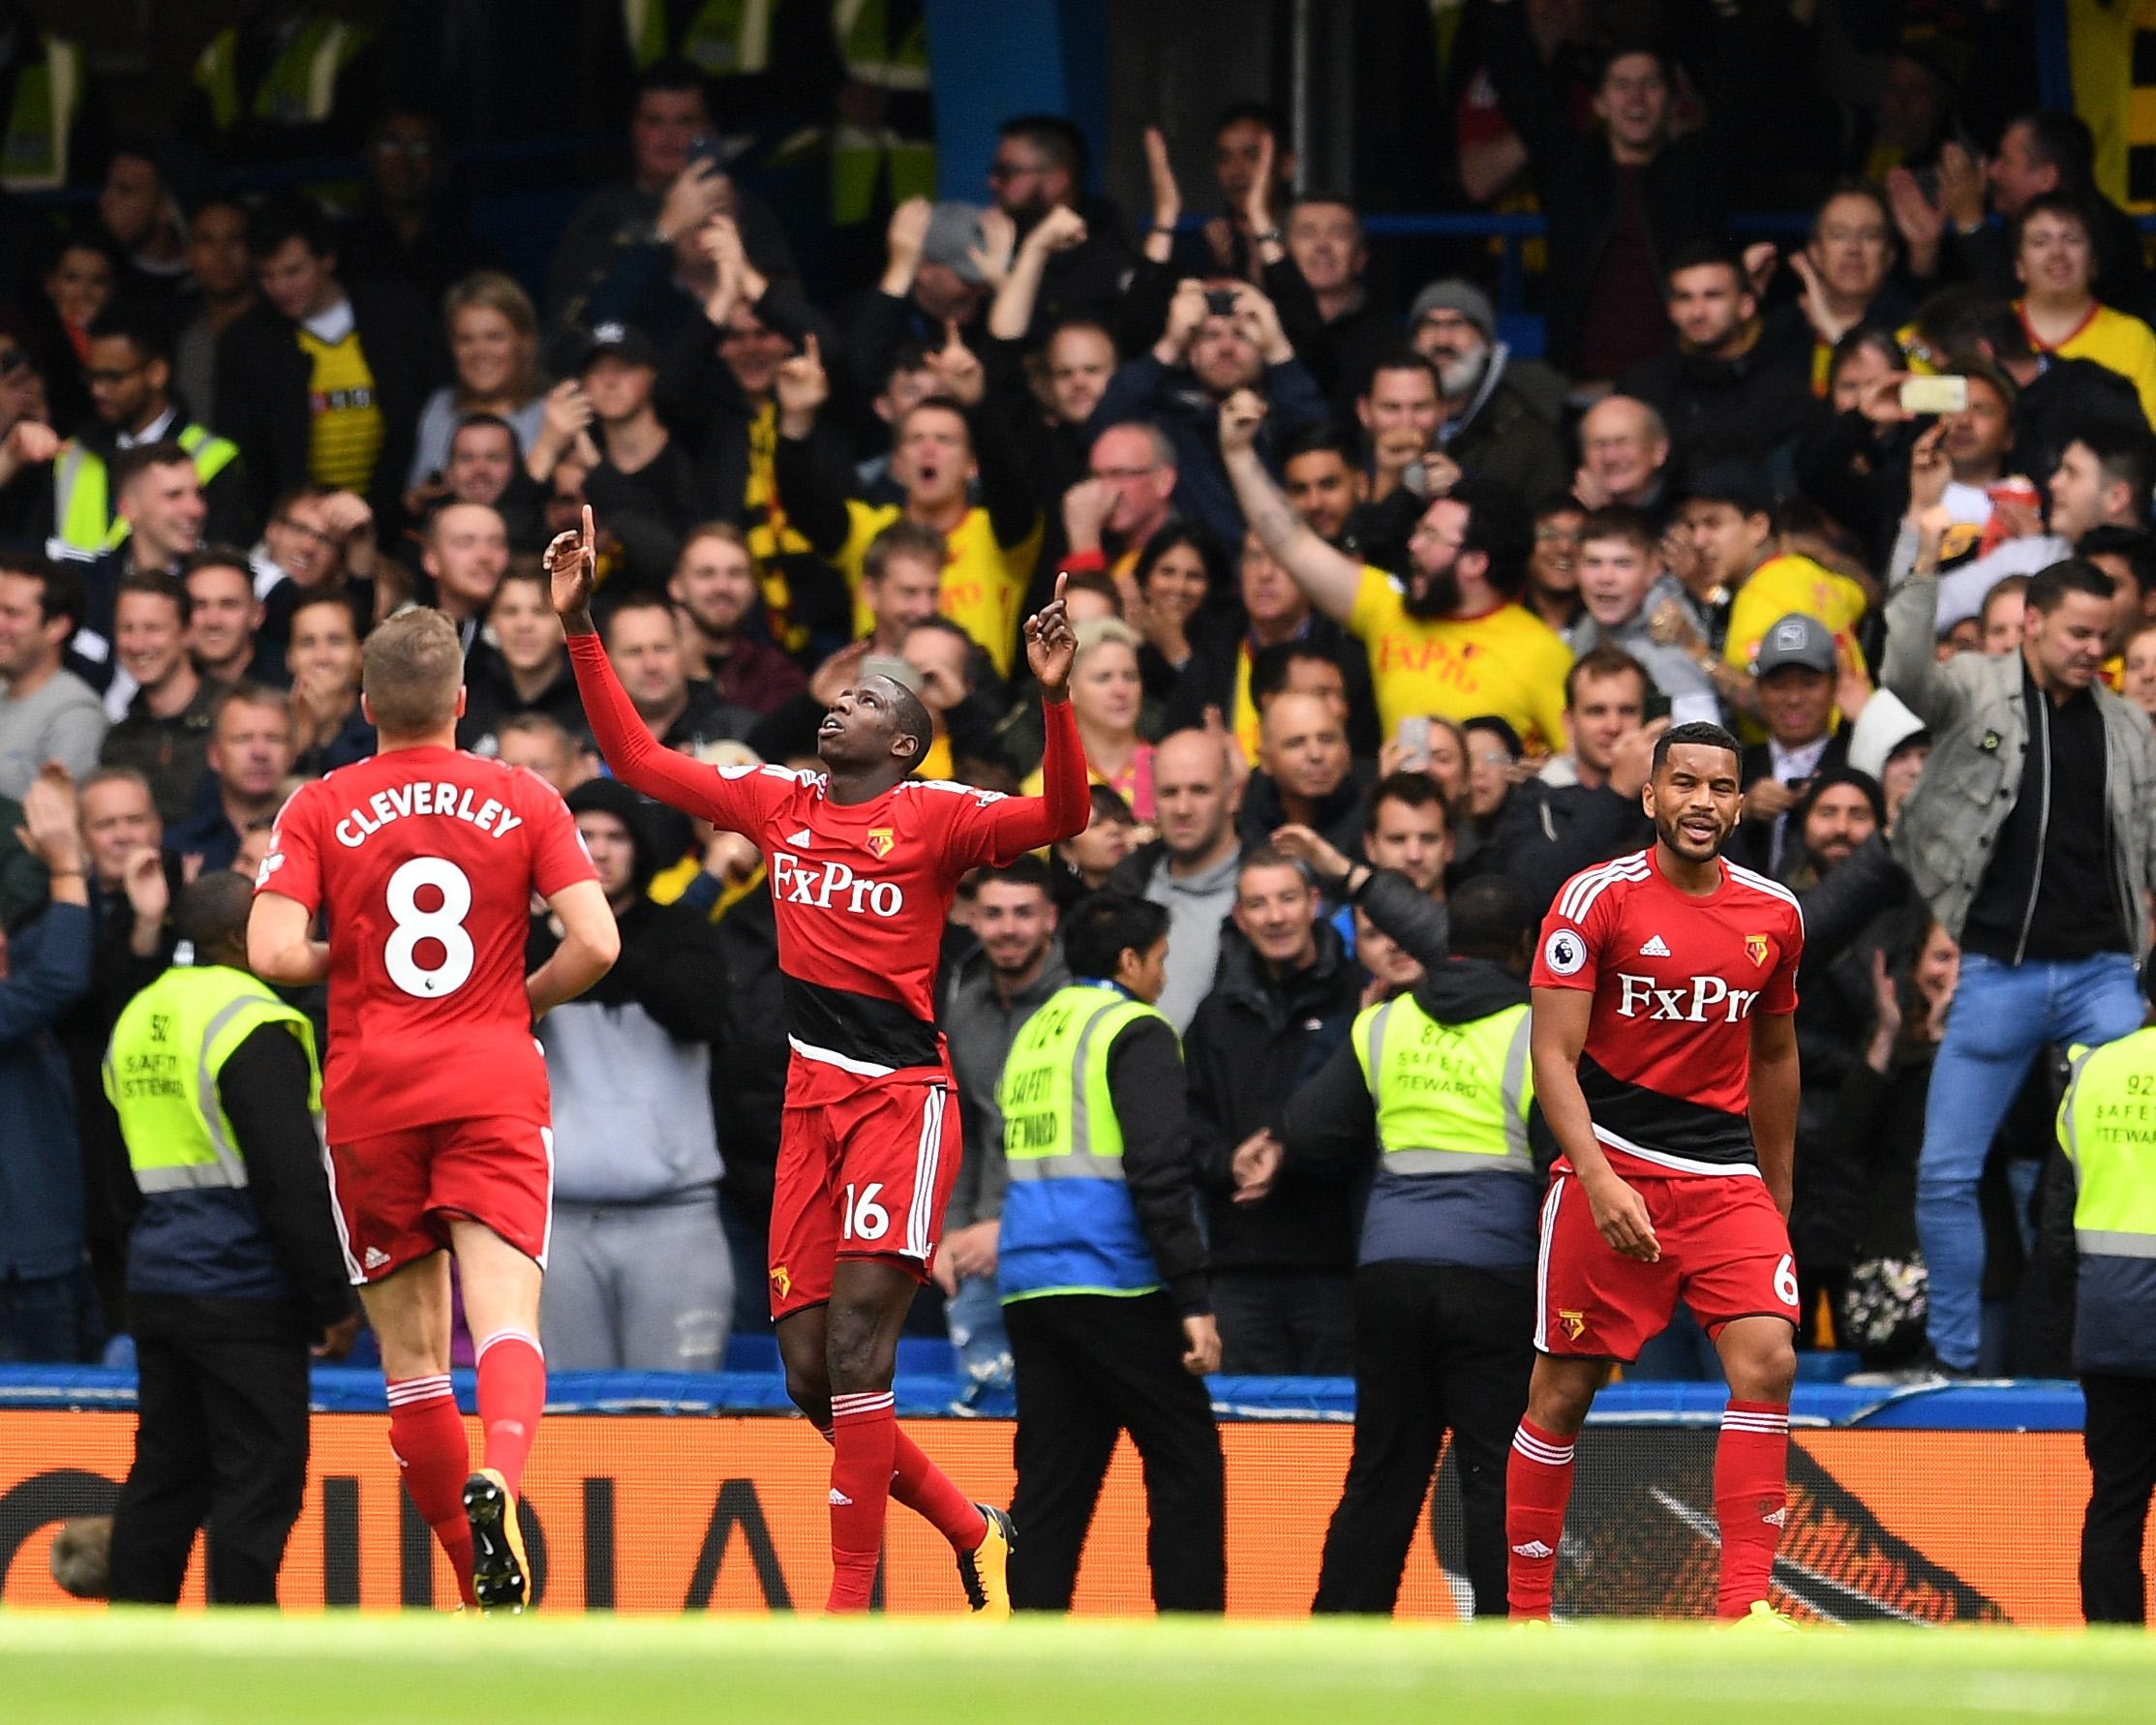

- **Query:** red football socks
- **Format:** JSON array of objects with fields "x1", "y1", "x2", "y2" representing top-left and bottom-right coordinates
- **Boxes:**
[
  {"x1": 386, "y1": 1375, "x2": 476, "y2": 1607},
  {"x1": 891, "y1": 1430, "x2": 988, "y2": 1551},
  {"x1": 827, "y1": 1390, "x2": 897, "y2": 1612},
  {"x1": 1716, "y1": 1400, "x2": 1790, "y2": 1619},
  {"x1": 473, "y1": 1328, "x2": 545, "y2": 1496},
  {"x1": 816, "y1": 1422, "x2": 987, "y2": 1553},
  {"x1": 1504, "y1": 1418, "x2": 1576, "y2": 1619}
]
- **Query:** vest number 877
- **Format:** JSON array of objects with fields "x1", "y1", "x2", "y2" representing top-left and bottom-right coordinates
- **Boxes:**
[{"x1": 384, "y1": 857, "x2": 474, "y2": 998}]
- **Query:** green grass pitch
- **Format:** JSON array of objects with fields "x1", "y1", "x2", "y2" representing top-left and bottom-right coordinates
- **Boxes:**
[{"x1": 6, "y1": 1613, "x2": 2156, "y2": 1723}]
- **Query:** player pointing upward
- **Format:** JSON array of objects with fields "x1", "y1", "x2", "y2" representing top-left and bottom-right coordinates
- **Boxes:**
[
  {"x1": 250, "y1": 609, "x2": 620, "y2": 1612},
  {"x1": 550, "y1": 506, "x2": 1089, "y2": 1615},
  {"x1": 1510, "y1": 721, "x2": 1805, "y2": 1626}
]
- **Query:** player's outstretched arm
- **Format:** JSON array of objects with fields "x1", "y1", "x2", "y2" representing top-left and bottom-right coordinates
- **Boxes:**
[
  {"x1": 249, "y1": 893, "x2": 329, "y2": 986},
  {"x1": 1218, "y1": 388, "x2": 1363, "y2": 624},
  {"x1": 1530, "y1": 985, "x2": 1659, "y2": 1263},
  {"x1": 528, "y1": 878, "x2": 621, "y2": 1018},
  {"x1": 548, "y1": 506, "x2": 753, "y2": 830}
]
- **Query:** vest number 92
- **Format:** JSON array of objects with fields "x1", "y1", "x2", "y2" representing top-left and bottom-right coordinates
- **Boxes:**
[
  {"x1": 842, "y1": 1182, "x2": 890, "y2": 1242},
  {"x1": 384, "y1": 857, "x2": 475, "y2": 999}
]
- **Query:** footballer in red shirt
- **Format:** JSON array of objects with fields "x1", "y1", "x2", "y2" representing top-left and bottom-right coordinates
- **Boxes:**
[
  {"x1": 249, "y1": 608, "x2": 620, "y2": 1613},
  {"x1": 1506, "y1": 721, "x2": 1806, "y2": 1627},
  {"x1": 550, "y1": 508, "x2": 1087, "y2": 1615}
]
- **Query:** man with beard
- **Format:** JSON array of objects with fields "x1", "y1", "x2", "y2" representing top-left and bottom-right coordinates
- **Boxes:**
[
  {"x1": 667, "y1": 524, "x2": 805, "y2": 714},
  {"x1": 1220, "y1": 390, "x2": 1569, "y2": 755},
  {"x1": 1509, "y1": 722, "x2": 1806, "y2": 1625},
  {"x1": 1620, "y1": 243, "x2": 1813, "y2": 480},
  {"x1": 1410, "y1": 280, "x2": 1567, "y2": 505},
  {"x1": 982, "y1": 116, "x2": 1133, "y2": 340}
]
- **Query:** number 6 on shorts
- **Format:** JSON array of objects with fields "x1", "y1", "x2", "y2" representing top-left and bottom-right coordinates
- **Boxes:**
[{"x1": 1774, "y1": 1252, "x2": 1799, "y2": 1309}]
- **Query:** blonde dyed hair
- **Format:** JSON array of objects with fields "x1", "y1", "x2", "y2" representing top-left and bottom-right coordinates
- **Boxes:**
[
  {"x1": 363, "y1": 607, "x2": 464, "y2": 736},
  {"x1": 443, "y1": 270, "x2": 542, "y2": 406}
]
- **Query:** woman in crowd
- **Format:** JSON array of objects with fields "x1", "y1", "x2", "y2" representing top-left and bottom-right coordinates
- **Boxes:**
[
  {"x1": 2014, "y1": 193, "x2": 2156, "y2": 426},
  {"x1": 1024, "y1": 618, "x2": 1157, "y2": 821},
  {"x1": 1051, "y1": 784, "x2": 1139, "y2": 909},
  {"x1": 408, "y1": 271, "x2": 546, "y2": 496},
  {"x1": 1129, "y1": 524, "x2": 1224, "y2": 702}
]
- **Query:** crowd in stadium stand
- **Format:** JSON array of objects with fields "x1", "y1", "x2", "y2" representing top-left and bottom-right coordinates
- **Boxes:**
[{"x1": 0, "y1": 0, "x2": 2148, "y2": 1423}]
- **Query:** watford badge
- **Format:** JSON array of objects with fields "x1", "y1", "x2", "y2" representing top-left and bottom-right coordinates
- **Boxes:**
[
  {"x1": 770, "y1": 1264, "x2": 792, "y2": 1299},
  {"x1": 866, "y1": 828, "x2": 896, "y2": 860},
  {"x1": 1558, "y1": 1309, "x2": 1588, "y2": 1342},
  {"x1": 1746, "y1": 934, "x2": 1771, "y2": 968}
]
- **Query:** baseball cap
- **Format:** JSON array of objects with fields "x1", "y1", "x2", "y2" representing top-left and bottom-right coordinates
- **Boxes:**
[
  {"x1": 1751, "y1": 613, "x2": 1837, "y2": 678},
  {"x1": 922, "y1": 202, "x2": 988, "y2": 285},
  {"x1": 1409, "y1": 279, "x2": 1496, "y2": 340},
  {"x1": 576, "y1": 320, "x2": 658, "y2": 372}
]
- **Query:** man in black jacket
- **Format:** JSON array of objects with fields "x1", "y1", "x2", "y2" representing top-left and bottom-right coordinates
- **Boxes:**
[
  {"x1": 1483, "y1": 649, "x2": 1658, "y2": 917},
  {"x1": 1001, "y1": 893, "x2": 1225, "y2": 1613},
  {"x1": 106, "y1": 874, "x2": 357, "y2": 1605},
  {"x1": 1619, "y1": 243, "x2": 1814, "y2": 483},
  {"x1": 216, "y1": 196, "x2": 434, "y2": 529},
  {"x1": 1183, "y1": 845, "x2": 1363, "y2": 1374},
  {"x1": 1483, "y1": 13, "x2": 1777, "y2": 381},
  {"x1": 1276, "y1": 876, "x2": 1544, "y2": 1618}
]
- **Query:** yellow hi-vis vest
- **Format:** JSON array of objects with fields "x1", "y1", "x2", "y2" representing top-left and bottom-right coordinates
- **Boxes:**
[
  {"x1": 1351, "y1": 992, "x2": 1534, "y2": 1175},
  {"x1": 104, "y1": 964, "x2": 320, "y2": 1194},
  {"x1": 53, "y1": 425, "x2": 240, "y2": 559},
  {"x1": 623, "y1": 0, "x2": 775, "y2": 74},
  {"x1": 2059, "y1": 1032, "x2": 2156, "y2": 1259},
  {"x1": 996, "y1": 983, "x2": 1170, "y2": 1301},
  {"x1": 1, "y1": 33, "x2": 81, "y2": 192},
  {"x1": 192, "y1": 16, "x2": 373, "y2": 134}
]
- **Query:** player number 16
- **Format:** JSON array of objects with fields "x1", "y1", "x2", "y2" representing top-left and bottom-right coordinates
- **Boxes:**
[{"x1": 842, "y1": 1182, "x2": 890, "y2": 1242}]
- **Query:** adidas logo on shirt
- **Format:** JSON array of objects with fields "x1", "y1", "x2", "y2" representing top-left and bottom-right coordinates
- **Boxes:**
[
  {"x1": 787, "y1": 828, "x2": 813, "y2": 846},
  {"x1": 1639, "y1": 935, "x2": 1671, "y2": 957}
]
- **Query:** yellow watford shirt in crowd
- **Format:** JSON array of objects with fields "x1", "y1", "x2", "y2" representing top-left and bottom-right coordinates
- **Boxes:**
[
  {"x1": 1348, "y1": 565, "x2": 1571, "y2": 753},
  {"x1": 2018, "y1": 300, "x2": 2156, "y2": 428},
  {"x1": 1724, "y1": 553, "x2": 1870, "y2": 676},
  {"x1": 743, "y1": 400, "x2": 818, "y2": 655},
  {"x1": 839, "y1": 499, "x2": 1042, "y2": 676},
  {"x1": 295, "y1": 301, "x2": 383, "y2": 493}
]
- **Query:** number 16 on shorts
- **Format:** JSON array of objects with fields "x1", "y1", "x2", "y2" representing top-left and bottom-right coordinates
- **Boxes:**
[{"x1": 842, "y1": 1182, "x2": 889, "y2": 1243}]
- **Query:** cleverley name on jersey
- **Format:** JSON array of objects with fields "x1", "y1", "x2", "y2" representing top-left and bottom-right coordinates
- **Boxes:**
[{"x1": 334, "y1": 780, "x2": 529, "y2": 847}]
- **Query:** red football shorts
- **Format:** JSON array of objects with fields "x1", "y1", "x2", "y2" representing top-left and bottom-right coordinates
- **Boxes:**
[
  {"x1": 767, "y1": 1066, "x2": 962, "y2": 1320},
  {"x1": 1534, "y1": 1166, "x2": 1799, "y2": 1361},
  {"x1": 325, "y1": 1116, "x2": 554, "y2": 1286}
]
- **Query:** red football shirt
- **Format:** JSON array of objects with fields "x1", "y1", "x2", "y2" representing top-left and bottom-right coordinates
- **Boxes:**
[
  {"x1": 1532, "y1": 848, "x2": 1803, "y2": 1176},
  {"x1": 258, "y1": 745, "x2": 595, "y2": 1139},
  {"x1": 566, "y1": 631, "x2": 1089, "y2": 1105}
]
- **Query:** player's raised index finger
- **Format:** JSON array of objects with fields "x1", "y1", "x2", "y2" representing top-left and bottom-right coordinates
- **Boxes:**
[
  {"x1": 581, "y1": 503, "x2": 595, "y2": 550},
  {"x1": 1053, "y1": 571, "x2": 1068, "y2": 604}
]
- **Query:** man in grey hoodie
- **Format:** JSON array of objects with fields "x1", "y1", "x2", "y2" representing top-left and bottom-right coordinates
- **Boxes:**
[
  {"x1": 1107, "y1": 728, "x2": 1243, "y2": 1031},
  {"x1": 531, "y1": 777, "x2": 732, "y2": 1371}
]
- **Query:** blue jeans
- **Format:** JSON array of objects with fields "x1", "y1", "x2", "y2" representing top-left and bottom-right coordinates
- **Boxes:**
[
  {"x1": 0, "y1": 1270, "x2": 85, "y2": 1362},
  {"x1": 1917, "y1": 950, "x2": 2142, "y2": 1369},
  {"x1": 945, "y1": 1274, "x2": 1012, "y2": 1393}
]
